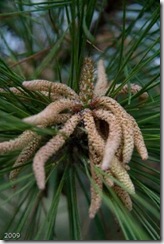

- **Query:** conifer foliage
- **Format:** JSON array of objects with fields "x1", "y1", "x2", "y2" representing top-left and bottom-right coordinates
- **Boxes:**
[{"x1": 0, "y1": 0, "x2": 160, "y2": 241}]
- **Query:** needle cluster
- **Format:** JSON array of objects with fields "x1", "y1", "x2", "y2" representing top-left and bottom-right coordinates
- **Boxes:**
[{"x1": 0, "y1": 58, "x2": 148, "y2": 218}]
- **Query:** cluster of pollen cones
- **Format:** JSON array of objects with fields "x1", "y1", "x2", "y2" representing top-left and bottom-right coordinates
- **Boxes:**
[{"x1": 0, "y1": 57, "x2": 148, "y2": 218}]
